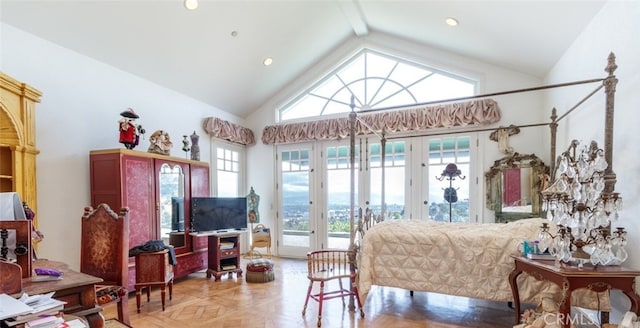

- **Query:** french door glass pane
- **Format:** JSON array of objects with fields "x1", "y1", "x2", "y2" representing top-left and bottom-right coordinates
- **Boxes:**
[
  {"x1": 370, "y1": 140, "x2": 406, "y2": 219},
  {"x1": 326, "y1": 145, "x2": 357, "y2": 249},
  {"x1": 216, "y1": 146, "x2": 240, "y2": 196},
  {"x1": 281, "y1": 150, "x2": 311, "y2": 247},
  {"x1": 428, "y1": 136, "x2": 470, "y2": 223}
]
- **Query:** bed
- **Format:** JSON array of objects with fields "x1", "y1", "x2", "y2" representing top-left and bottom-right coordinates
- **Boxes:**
[
  {"x1": 348, "y1": 53, "x2": 619, "y2": 312},
  {"x1": 357, "y1": 218, "x2": 552, "y2": 303},
  {"x1": 356, "y1": 217, "x2": 609, "y2": 310}
]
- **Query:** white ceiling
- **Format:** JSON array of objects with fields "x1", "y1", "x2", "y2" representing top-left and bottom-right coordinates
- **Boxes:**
[{"x1": 0, "y1": 0, "x2": 606, "y2": 118}]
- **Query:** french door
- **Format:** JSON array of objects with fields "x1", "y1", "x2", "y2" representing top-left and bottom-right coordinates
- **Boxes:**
[
  {"x1": 416, "y1": 134, "x2": 476, "y2": 223},
  {"x1": 276, "y1": 138, "x2": 409, "y2": 256},
  {"x1": 276, "y1": 144, "x2": 316, "y2": 257},
  {"x1": 276, "y1": 133, "x2": 477, "y2": 258}
]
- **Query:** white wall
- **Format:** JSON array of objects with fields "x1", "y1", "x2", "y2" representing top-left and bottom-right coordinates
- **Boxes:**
[
  {"x1": 544, "y1": 0, "x2": 640, "y2": 306},
  {"x1": 1, "y1": 24, "x2": 245, "y2": 270}
]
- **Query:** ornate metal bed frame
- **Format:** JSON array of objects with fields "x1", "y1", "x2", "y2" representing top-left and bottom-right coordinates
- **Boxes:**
[{"x1": 347, "y1": 53, "x2": 619, "y2": 309}]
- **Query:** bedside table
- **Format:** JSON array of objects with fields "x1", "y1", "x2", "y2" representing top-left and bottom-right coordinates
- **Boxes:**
[{"x1": 509, "y1": 255, "x2": 640, "y2": 328}]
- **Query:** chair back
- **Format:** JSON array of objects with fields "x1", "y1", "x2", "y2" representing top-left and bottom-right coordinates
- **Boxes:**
[
  {"x1": 80, "y1": 204, "x2": 129, "y2": 287},
  {"x1": 252, "y1": 224, "x2": 271, "y2": 246},
  {"x1": 0, "y1": 220, "x2": 32, "y2": 277}
]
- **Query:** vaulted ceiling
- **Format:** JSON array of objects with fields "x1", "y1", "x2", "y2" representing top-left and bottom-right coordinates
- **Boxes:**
[{"x1": 0, "y1": 1, "x2": 606, "y2": 118}]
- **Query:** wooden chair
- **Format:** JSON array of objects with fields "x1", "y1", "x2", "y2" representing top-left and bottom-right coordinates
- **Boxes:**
[
  {"x1": 250, "y1": 224, "x2": 271, "y2": 259},
  {"x1": 0, "y1": 260, "x2": 23, "y2": 294},
  {"x1": 0, "y1": 220, "x2": 32, "y2": 278},
  {"x1": 80, "y1": 204, "x2": 130, "y2": 325},
  {"x1": 302, "y1": 249, "x2": 364, "y2": 327}
]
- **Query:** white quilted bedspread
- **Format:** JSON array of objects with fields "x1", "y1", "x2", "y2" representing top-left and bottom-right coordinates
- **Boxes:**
[{"x1": 357, "y1": 218, "x2": 570, "y2": 305}]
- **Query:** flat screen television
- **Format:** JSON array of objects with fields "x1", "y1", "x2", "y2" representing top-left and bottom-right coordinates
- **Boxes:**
[
  {"x1": 191, "y1": 197, "x2": 248, "y2": 232},
  {"x1": 171, "y1": 196, "x2": 185, "y2": 231}
]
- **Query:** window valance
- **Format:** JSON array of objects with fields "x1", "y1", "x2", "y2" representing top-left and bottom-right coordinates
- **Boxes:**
[
  {"x1": 261, "y1": 98, "x2": 501, "y2": 145},
  {"x1": 203, "y1": 117, "x2": 256, "y2": 146}
]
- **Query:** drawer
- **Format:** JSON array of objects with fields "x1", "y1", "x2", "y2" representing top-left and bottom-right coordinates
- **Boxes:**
[{"x1": 220, "y1": 249, "x2": 238, "y2": 258}]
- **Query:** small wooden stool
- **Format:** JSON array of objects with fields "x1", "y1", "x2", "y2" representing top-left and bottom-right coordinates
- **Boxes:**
[
  {"x1": 134, "y1": 249, "x2": 174, "y2": 312},
  {"x1": 246, "y1": 258, "x2": 275, "y2": 283}
]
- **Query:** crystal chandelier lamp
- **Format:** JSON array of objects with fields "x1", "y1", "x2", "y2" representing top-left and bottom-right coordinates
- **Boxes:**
[{"x1": 538, "y1": 140, "x2": 626, "y2": 266}]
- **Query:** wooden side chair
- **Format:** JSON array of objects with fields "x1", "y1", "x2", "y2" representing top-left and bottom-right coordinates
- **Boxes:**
[
  {"x1": 80, "y1": 204, "x2": 130, "y2": 325},
  {"x1": 250, "y1": 224, "x2": 271, "y2": 259},
  {"x1": 302, "y1": 249, "x2": 364, "y2": 327}
]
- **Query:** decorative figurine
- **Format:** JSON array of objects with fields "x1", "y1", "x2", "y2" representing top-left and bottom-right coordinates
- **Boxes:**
[
  {"x1": 147, "y1": 129, "x2": 173, "y2": 156},
  {"x1": 190, "y1": 131, "x2": 200, "y2": 161},
  {"x1": 247, "y1": 187, "x2": 260, "y2": 224},
  {"x1": 118, "y1": 108, "x2": 145, "y2": 150},
  {"x1": 182, "y1": 135, "x2": 191, "y2": 158}
]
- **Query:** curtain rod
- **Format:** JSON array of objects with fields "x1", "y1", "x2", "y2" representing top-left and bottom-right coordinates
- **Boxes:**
[
  {"x1": 385, "y1": 122, "x2": 549, "y2": 140},
  {"x1": 357, "y1": 77, "x2": 605, "y2": 115},
  {"x1": 554, "y1": 84, "x2": 604, "y2": 124},
  {"x1": 383, "y1": 80, "x2": 605, "y2": 140}
]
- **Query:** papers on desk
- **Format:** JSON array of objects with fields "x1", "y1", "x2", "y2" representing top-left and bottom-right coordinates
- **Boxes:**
[
  {"x1": 0, "y1": 292, "x2": 67, "y2": 326},
  {"x1": 0, "y1": 293, "x2": 33, "y2": 320}
]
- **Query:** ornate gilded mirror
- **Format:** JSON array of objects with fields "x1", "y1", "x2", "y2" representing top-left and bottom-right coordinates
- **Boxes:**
[
  {"x1": 159, "y1": 163, "x2": 186, "y2": 249},
  {"x1": 485, "y1": 153, "x2": 548, "y2": 222}
]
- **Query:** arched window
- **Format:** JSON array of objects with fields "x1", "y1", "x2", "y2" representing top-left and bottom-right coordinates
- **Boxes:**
[{"x1": 278, "y1": 48, "x2": 476, "y2": 122}]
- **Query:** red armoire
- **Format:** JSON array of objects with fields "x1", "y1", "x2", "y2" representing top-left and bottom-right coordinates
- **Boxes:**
[{"x1": 89, "y1": 148, "x2": 210, "y2": 289}]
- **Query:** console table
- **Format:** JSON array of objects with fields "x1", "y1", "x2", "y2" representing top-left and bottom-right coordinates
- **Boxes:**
[
  {"x1": 14, "y1": 260, "x2": 105, "y2": 328},
  {"x1": 509, "y1": 255, "x2": 640, "y2": 328}
]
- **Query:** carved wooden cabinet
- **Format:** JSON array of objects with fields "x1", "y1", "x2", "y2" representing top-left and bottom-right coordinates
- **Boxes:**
[
  {"x1": 89, "y1": 148, "x2": 210, "y2": 289},
  {"x1": 0, "y1": 72, "x2": 42, "y2": 217}
]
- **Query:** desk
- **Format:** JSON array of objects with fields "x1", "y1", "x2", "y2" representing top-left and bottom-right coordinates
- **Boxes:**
[
  {"x1": 14, "y1": 260, "x2": 105, "y2": 328},
  {"x1": 509, "y1": 256, "x2": 640, "y2": 328}
]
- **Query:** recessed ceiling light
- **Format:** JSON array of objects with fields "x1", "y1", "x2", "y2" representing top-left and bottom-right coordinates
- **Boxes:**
[
  {"x1": 184, "y1": 0, "x2": 198, "y2": 10},
  {"x1": 263, "y1": 58, "x2": 273, "y2": 66},
  {"x1": 445, "y1": 17, "x2": 459, "y2": 26}
]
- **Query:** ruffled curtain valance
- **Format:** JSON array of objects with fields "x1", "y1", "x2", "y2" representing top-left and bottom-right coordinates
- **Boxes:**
[
  {"x1": 203, "y1": 117, "x2": 256, "y2": 145},
  {"x1": 261, "y1": 98, "x2": 501, "y2": 145}
]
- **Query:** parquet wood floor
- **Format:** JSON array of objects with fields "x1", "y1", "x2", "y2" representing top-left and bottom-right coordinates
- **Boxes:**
[{"x1": 103, "y1": 257, "x2": 524, "y2": 328}]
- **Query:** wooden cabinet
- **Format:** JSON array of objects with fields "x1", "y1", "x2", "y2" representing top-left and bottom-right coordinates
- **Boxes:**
[
  {"x1": 134, "y1": 249, "x2": 174, "y2": 312},
  {"x1": 206, "y1": 233, "x2": 242, "y2": 281},
  {"x1": 89, "y1": 148, "x2": 210, "y2": 289},
  {"x1": 0, "y1": 72, "x2": 42, "y2": 217}
]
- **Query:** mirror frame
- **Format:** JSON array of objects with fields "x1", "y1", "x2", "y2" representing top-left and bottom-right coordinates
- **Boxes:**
[
  {"x1": 485, "y1": 153, "x2": 548, "y2": 222},
  {"x1": 158, "y1": 163, "x2": 187, "y2": 250}
]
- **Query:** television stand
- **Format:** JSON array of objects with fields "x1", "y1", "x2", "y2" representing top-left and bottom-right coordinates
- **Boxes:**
[{"x1": 206, "y1": 232, "x2": 242, "y2": 281}]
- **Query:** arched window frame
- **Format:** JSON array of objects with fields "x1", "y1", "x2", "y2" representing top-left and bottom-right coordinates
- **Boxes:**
[{"x1": 278, "y1": 48, "x2": 477, "y2": 123}]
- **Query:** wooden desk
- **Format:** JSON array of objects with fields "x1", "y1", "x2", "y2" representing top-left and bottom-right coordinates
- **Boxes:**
[
  {"x1": 509, "y1": 256, "x2": 640, "y2": 328},
  {"x1": 14, "y1": 260, "x2": 105, "y2": 328}
]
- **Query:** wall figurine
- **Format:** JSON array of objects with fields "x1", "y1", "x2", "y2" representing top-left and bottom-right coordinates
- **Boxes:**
[{"x1": 489, "y1": 124, "x2": 520, "y2": 154}]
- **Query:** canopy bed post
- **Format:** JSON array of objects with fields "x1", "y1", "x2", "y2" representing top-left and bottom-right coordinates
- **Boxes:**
[
  {"x1": 549, "y1": 108, "x2": 558, "y2": 178},
  {"x1": 603, "y1": 52, "x2": 618, "y2": 193},
  {"x1": 380, "y1": 135, "x2": 386, "y2": 221},
  {"x1": 348, "y1": 97, "x2": 357, "y2": 312}
]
